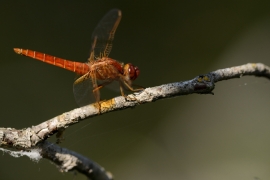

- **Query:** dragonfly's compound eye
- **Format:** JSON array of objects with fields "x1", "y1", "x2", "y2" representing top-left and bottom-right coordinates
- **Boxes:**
[
  {"x1": 123, "y1": 63, "x2": 140, "y2": 81},
  {"x1": 134, "y1": 66, "x2": 140, "y2": 80},
  {"x1": 128, "y1": 64, "x2": 140, "y2": 80}
]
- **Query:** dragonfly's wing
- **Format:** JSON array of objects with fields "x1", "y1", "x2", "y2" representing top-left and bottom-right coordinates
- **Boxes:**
[
  {"x1": 73, "y1": 73, "x2": 95, "y2": 107},
  {"x1": 73, "y1": 73, "x2": 112, "y2": 107},
  {"x1": 89, "y1": 9, "x2": 122, "y2": 61},
  {"x1": 74, "y1": 9, "x2": 122, "y2": 106}
]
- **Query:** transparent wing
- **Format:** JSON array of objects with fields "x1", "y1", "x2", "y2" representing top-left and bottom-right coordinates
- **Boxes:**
[
  {"x1": 89, "y1": 9, "x2": 122, "y2": 61},
  {"x1": 74, "y1": 9, "x2": 122, "y2": 107},
  {"x1": 73, "y1": 74, "x2": 96, "y2": 107},
  {"x1": 73, "y1": 73, "x2": 114, "y2": 107}
]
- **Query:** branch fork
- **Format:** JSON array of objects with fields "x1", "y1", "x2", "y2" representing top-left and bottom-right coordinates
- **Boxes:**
[{"x1": 1, "y1": 63, "x2": 269, "y2": 179}]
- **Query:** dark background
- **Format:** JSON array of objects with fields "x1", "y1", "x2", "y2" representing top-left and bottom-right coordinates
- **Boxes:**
[{"x1": 1, "y1": 1, "x2": 270, "y2": 180}]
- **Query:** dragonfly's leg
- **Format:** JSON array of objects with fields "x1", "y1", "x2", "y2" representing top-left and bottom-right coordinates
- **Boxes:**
[
  {"x1": 93, "y1": 81, "x2": 113, "y2": 102},
  {"x1": 119, "y1": 83, "x2": 137, "y2": 101},
  {"x1": 92, "y1": 81, "x2": 113, "y2": 113},
  {"x1": 123, "y1": 81, "x2": 144, "y2": 92},
  {"x1": 92, "y1": 81, "x2": 112, "y2": 93},
  {"x1": 120, "y1": 81, "x2": 144, "y2": 102},
  {"x1": 118, "y1": 74, "x2": 144, "y2": 92},
  {"x1": 120, "y1": 83, "x2": 137, "y2": 101},
  {"x1": 90, "y1": 72, "x2": 101, "y2": 113},
  {"x1": 119, "y1": 83, "x2": 126, "y2": 97},
  {"x1": 92, "y1": 85, "x2": 100, "y2": 103},
  {"x1": 93, "y1": 83, "x2": 105, "y2": 105}
]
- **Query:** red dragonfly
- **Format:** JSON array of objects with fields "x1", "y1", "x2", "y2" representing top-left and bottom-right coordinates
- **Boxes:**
[{"x1": 14, "y1": 9, "x2": 143, "y2": 107}]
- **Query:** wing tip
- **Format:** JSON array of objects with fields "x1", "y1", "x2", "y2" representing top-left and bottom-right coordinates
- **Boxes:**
[
  {"x1": 110, "y1": 8, "x2": 122, "y2": 17},
  {"x1": 118, "y1": 9, "x2": 122, "y2": 17}
]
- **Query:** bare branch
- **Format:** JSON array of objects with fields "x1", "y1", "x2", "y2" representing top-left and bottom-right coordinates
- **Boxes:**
[
  {"x1": 0, "y1": 140, "x2": 113, "y2": 180},
  {"x1": 211, "y1": 63, "x2": 270, "y2": 81},
  {"x1": 39, "y1": 141, "x2": 113, "y2": 180},
  {"x1": 0, "y1": 63, "x2": 269, "y2": 179},
  {"x1": 1, "y1": 63, "x2": 270, "y2": 149}
]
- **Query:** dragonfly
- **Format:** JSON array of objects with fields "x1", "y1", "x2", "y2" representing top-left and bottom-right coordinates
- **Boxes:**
[{"x1": 14, "y1": 9, "x2": 143, "y2": 107}]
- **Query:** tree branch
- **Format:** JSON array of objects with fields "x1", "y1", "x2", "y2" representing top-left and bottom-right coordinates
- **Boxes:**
[
  {"x1": 39, "y1": 141, "x2": 113, "y2": 180},
  {"x1": 0, "y1": 63, "x2": 269, "y2": 179}
]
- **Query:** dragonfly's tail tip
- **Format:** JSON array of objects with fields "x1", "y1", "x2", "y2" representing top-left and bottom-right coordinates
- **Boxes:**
[{"x1": 13, "y1": 48, "x2": 22, "y2": 54}]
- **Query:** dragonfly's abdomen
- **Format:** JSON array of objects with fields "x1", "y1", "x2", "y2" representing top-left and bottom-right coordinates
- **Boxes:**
[{"x1": 14, "y1": 48, "x2": 89, "y2": 75}]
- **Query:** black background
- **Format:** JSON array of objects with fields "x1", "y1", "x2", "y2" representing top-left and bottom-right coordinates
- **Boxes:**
[{"x1": 1, "y1": 1, "x2": 270, "y2": 179}]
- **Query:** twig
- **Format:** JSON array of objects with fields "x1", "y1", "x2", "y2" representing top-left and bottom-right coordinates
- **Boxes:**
[
  {"x1": 39, "y1": 141, "x2": 113, "y2": 180},
  {"x1": 0, "y1": 63, "x2": 269, "y2": 179}
]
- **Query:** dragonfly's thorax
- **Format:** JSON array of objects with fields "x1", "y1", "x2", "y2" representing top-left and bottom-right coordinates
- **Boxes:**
[{"x1": 88, "y1": 57, "x2": 124, "y2": 80}]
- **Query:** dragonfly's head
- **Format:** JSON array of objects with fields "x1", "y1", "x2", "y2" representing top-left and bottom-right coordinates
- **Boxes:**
[{"x1": 123, "y1": 63, "x2": 140, "y2": 81}]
